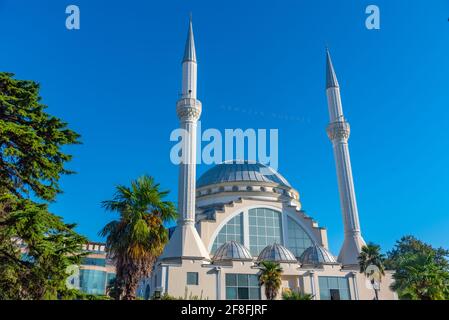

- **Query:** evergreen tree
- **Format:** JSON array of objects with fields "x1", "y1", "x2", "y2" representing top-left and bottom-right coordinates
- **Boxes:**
[{"x1": 0, "y1": 72, "x2": 85, "y2": 300}]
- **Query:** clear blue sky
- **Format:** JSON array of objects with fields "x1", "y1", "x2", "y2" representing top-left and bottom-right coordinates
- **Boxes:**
[{"x1": 1, "y1": 0, "x2": 449, "y2": 254}]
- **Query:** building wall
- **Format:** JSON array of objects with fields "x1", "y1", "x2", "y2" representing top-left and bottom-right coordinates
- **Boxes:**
[
  {"x1": 77, "y1": 242, "x2": 116, "y2": 296},
  {"x1": 152, "y1": 259, "x2": 396, "y2": 300}
]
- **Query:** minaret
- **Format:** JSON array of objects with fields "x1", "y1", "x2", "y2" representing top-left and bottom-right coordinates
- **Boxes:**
[
  {"x1": 160, "y1": 18, "x2": 209, "y2": 261},
  {"x1": 325, "y1": 49, "x2": 366, "y2": 266}
]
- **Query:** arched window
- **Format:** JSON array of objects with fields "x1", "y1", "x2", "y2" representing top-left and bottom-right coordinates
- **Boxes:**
[
  {"x1": 211, "y1": 213, "x2": 244, "y2": 254},
  {"x1": 286, "y1": 216, "x2": 313, "y2": 258},
  {"x1": 248, "y1": 208, "x2": 282, "y2": 256}
]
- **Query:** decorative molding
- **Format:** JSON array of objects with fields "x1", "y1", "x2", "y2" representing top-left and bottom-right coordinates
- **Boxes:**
[
  {"x1": 326, "y1": 120, "x2": 350, "y2": 141},
  {"x1": 176, "y1": 98, "x2": 202, "y2": 121}
]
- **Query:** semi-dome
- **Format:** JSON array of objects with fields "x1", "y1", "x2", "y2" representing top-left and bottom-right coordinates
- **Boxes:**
[
  {"x1": 299, "y1": 244, "x2": 337, "y2": 265},
  {"x1": 257, "y1": 243, "x2": 297, "y2": 263},
  {"x1": 197, "y1": 160, "x2": 291, "y2": 189},
  {"x1": 213, "y1": 241, "x2": 253, "y2": 262}
]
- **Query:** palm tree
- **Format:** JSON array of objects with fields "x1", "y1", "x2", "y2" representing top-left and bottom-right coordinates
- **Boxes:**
[
  {"x1": 99, "y1": 175, "x2": 177, "y2": 300},
  {"x1": 258, "y1": 261, "x2": 283, "y2": 300},
  {"x1": 358, "y1": 243, "x2": 386, "y2": 300},
  {"x1": 282, "y1": 288, "x2": 313, "y2": 300}
]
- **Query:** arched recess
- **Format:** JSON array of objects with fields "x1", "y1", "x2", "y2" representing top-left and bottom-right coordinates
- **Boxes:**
[{"x1": 207, "y1": 205, "x2": 319, "y2": 257}]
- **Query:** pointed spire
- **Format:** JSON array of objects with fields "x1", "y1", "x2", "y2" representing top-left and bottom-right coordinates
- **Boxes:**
[
  {"x1": 326, "y1": 49, "x2": 339, "y2": 89},
  {"x1": 182, "y1": 15, "x2": 197, "y2": 63}
]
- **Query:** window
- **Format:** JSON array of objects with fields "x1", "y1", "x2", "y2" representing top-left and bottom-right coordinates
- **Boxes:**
[
  {"x1": 226, "y1": 274, "x2": 260, "y2": 300},
  {"x1": 318, "y1": 276, "x2": 351, "y2": 300},
  {"x1": 81, "y1": 257, "x2": 107, "y2": 267},
  {"x1": 187, "y1": 272, "x2": 199, "y2": 285},
  {"x1": 248, "y1": 208, "x2": 282, "y2": 256},
  {"x1": 211, "y1": 213, "x2": 244, "y2": 253},
  {"x1": 286, "y1": 216, "x2": 313, "y2": 258},
  {"x1": 79, "y1": 269, "x2": 107, "y2": 295}
]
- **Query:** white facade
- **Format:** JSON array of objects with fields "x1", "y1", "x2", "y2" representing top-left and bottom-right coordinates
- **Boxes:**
[{"x1": 147, "y1": 20, "x2": 396, "y2": 301}]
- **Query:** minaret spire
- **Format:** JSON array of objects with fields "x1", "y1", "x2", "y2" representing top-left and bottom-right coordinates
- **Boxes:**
[
  {"x1": 326, "y1": 49, "x2": 339, "y2": 89},
  {"x1": 183, "y1": 15, "x2": 196, "y2": 63},
  {"x1": 160, "y1": 17, "x2": 209, "y2": 261},
  {"x1": 325, "y1": 49, "x2": 366, "y2": 267}
]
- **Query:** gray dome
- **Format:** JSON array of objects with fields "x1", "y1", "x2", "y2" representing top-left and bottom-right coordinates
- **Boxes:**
[
  {"x1": 197, "y1": 160, "x2": 291, "y2": 189},
  {"x1": 213, "y1": 241, "x2": 253, "y2": 262},
  {"x1": 299, "y1": 244, "x2": 337, "y2": 265},
  {"x1": 257, "y1": 243, "x2": 297, "y2": 263}
]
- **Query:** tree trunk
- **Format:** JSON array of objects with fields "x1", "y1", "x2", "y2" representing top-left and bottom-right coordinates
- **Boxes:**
[{"x1": 371, "y1": 279, "x2": 379, "y2": 300}]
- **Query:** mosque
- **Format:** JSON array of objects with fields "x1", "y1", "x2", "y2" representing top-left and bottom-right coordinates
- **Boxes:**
[{"x1": 141, "y1": 19, "x2": 397, "y2": 300}]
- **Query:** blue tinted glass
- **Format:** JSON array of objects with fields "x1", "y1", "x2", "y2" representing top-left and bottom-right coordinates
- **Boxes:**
[
  {"x1": 79, "y1": 269, "x2": 107, "y2": 295},
  {"x1": 226, "y1": 287, "x2": 237, "y2": 300},
  {"x1": 187, "y1": 272, "x2": 199, "y2": 285},
  {"x1": 286, "y1": 216, "x2": 313, "y2": 258},
  {"x1": 226, "y1": 274, "x2": 237, "y2": 286},
  {"x1": 238, "y1": 288, "x2": 249, "y2": 299},
  {"x1": 211, "y1": 213, "x2": 244, "y2": 254},
  {"x1": 249, "y1": 275, "x2": 259, "y2": 287},
  {"x1": 82, "y1": 257, "x2": 106, "y2": 267},
  {"x1": 249, "y1": 288, "x2": 260, "y2": 299},
  {"x1": 237, "y1": 274, "x2": 248, "y2": 286}
]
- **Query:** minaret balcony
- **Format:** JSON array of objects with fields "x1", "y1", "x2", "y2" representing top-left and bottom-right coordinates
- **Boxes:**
[
  {"x1": 176, "y1": 97, "x2": 202, "y2": 121},
  {"x1": 326, "y1": 120, "x2": 350, "y2": 141}
]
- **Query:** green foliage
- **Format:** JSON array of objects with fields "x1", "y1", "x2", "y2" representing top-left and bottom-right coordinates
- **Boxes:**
[
  {"x1": 0, "y1": 72, "x2": 85, "y2": 300},
  {"x1": 385, "y1": 235, "x2": 449, "y2": 271},
  {"x1": 59, "y1": 288, "x2": 111, "y2": 300},
  {"x1": 155, "y1": 287, "x2": 208, "y2": 300},
  {"x1": 100, "y1": 175, "x2": 177, "y2": 300},
  {"x1": 0, "y1": 194, "x2": 87, "y2": 299},
  {"x1": 0, "y1": 72, "x2": 80, "y2": 201},
  {"x1": 282, "y1": 289, "x2": 313, "y2": 300},
  {"x1": 258, "y1": 261, "x2": 283, "y2": 300},
  {"x1": 386, "y1": 236, "x2": 449, "y2": 300}
]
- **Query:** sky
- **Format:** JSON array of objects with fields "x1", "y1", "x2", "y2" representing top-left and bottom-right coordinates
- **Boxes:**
[{"x1": 1, "y1": 0, "x2": 449, "y2": 255}]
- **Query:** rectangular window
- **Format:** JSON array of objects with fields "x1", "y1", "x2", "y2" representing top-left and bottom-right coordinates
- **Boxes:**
[
  {"x1": 225, "y1": 274, "x2": 260, "y2": 300},
  {"x1": 79, "y1": 269, "x2": 107, "y2": 295},
  {"x1": 187, "y1": 272, "x2": 199, "y2": 285},
  {"x1": 81, "y1": 257, "x2": 107, "y2": 267},
  {"x1": 318, "y1": 276, "x2": 351, "y2": 300}
]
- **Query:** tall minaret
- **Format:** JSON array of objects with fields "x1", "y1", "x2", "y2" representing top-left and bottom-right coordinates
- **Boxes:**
[
  {"x1": 160, "y1": 18, "x2": 209, "y2": 261},
  {"x1": 325, "y1": 49, "x2": 366, "y2": 267}
]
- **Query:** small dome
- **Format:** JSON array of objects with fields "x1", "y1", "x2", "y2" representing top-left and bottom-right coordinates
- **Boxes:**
[
  {"x1": 299, "y1": 244, "x2": 337, "y2": 265},
  {"x1": 257, "y1": 243, "x2": 297, "y2": 263},
  {"x1": 213, "y1": 241, "x2": 253, "y2": 262},
  {"x1": 197, "y1": 160, "x2": 291, "y2": 189}
]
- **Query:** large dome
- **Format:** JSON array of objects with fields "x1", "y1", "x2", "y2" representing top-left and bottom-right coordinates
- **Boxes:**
[{"x1": 197, "y1": 160, "x2": 291, "y2": 188}]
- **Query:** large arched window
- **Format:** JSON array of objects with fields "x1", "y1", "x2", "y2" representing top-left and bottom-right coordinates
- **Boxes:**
[
  {"x1": 210, "y1": 208, "x2": 315, "y2": 258},
  {"x1": 211, "y1": 213, "x2": 244, "y2": 254},
  {"x1": 248, "y1": 208, "x2": 282, "y2": 256},
  {"x1": 286, "y1": 216, "x2": 313, "y2": 258}
]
